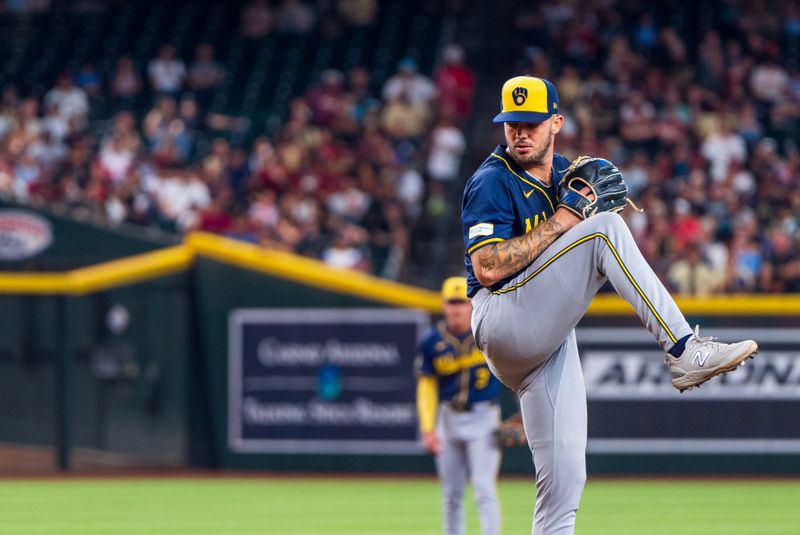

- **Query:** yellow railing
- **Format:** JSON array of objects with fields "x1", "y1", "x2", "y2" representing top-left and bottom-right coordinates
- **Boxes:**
[
  {"x1": 0, "y1": 233, "x2": 442, "y2": 311},
  {"x1": 185, "y1": 232, "x2": 442, "y2": 312},
  {"x1": 0, "y1": 231, "x2": 798, "y2": 315},
  {"x1": 0, "y1": 245, "x2": 193, "y2": 295},
  {"x1": 589, "y1": 293, "x2": 800, "y2": 316}
]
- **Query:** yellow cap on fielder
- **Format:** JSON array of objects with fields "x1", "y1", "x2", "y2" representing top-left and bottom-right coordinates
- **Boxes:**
[
  {"x1": 441, "y1": 276, "x2": 468, "y2": 301},
  {"x1": 493, "y1": 76, "x2": 560, "y2": 123}
]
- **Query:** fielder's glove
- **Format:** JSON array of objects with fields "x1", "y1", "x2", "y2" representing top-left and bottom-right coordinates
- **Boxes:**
[
  {"x1": 557, "y1": 156, "x2": 633, "y2": 219},
  {"x1": 496, "y1": 412, "x2": 527, "y2": 448}
]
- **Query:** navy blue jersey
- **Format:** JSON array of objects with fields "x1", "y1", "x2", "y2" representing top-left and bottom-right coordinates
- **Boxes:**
[
  {"x1": 415, "y1": 320, "x2": 501, "y2": 407},
  {"x1": 462, "y1": 145, "x2": 572, "y2": 297}
]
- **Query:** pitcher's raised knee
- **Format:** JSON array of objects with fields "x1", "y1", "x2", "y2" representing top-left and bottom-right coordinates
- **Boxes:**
[{"x1": 584, "y1": 211, "x2": 626, "y2": 232}]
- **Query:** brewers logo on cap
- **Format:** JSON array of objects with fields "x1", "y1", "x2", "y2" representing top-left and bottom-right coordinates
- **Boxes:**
[
  {"x1": 441, "y1": 276, "x2": 468, "y2": 301},
  {"x1": 493, "y1": 76, "x2": 559, "y2": 123},
  {"x1": 512, "y1": 86, "x2": 528, "y2": 105}
]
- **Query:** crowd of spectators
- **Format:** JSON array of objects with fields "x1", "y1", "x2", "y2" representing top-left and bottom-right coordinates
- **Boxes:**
[
  {"x1": 0, "y1": 0, "x2": 472, "y2": 280},
  {"x1": 2, "y1": 0, "x2": 799, "y2": 294},
  {"x1": 513, "y1": 0, "x2": 800, "y2": 294}
]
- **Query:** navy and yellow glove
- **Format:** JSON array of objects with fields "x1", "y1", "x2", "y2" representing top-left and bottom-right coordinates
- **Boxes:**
[{"x1": 557, "y1": 156, "x2": 629, "y2": 219}]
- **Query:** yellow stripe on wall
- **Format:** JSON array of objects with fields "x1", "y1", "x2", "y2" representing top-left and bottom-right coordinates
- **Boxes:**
[
  {"x1": 0, "y1": 232, "x2": 439, "y2": 310},
  {"x1": 588, "y1": 294, "x2": 800, "y2": 316},
  {"x1": 1, "y1": 229, "x2": 800, "y2": 316},
  {"x1": 0, "y1": 272, "x2": 70, "y2": 294},
  {"x1": 186, "y1": 232, "x2": 442, "y2": 312},
  {"x1": 69, "y1": 245, "x2": 193, "y2": 294},
  {"x1": 0, "y1": 245, "x2": 192, "y2": 295}
]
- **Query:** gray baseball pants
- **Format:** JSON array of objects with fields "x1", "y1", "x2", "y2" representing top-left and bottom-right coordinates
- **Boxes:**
[
  {"x1": 471, "y1": 212, "x2": 692, "y2": 535},
  {"x1": 436, "y1": 401, "x2": 501, "y2": 535}
]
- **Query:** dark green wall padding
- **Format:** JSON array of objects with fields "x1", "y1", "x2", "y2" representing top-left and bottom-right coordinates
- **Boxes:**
[
  {"x1": 1, "y1": 202, "x2": 798, "y2": 474},
  {"x1": 0, "y1": 200, "x2": 176, "y2": 270}
]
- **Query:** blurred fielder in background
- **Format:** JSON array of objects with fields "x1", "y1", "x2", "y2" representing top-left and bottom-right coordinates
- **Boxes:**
[
  {"x1": 463, "y1": 76, "x2": 759, "y2": 534},
  {"x1": 415, "y1": 276, "x2": 502, "y2": 535}
]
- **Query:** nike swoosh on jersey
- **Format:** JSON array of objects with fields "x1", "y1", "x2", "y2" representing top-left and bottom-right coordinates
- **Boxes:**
[{"x1": 524, "y1": 189, "x2": 535, "y2": 198}]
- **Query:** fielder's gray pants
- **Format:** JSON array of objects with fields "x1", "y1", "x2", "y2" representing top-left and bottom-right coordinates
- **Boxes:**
[
  {"x1": 471, "y1": 213, "x2": 692, "y2": 535},
  {"x1": 436, "y1": 401, "x2": 501, "y2": 535}
]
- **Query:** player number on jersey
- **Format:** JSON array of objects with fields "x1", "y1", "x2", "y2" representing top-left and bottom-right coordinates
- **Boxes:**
[{"x1": 475, "y1": 367, "x2": 491, "y2": 389}]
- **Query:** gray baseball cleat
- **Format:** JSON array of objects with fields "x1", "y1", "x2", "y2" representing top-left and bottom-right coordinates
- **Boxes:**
[{"x1": 665, "y1": 325, "x2": 758, "y2": 393}]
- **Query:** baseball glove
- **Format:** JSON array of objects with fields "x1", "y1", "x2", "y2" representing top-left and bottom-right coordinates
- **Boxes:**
[
  {"x1": 557, "y1": 156, "x2": 631, "y2": 220},
  {"x1": 496, "y1": 412, "x2": 527, "y2": 448}
]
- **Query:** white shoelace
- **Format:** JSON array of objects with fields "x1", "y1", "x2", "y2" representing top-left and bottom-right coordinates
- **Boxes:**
[{"x1": 690, "y1": 325, "x2": 723, "y2": 351}]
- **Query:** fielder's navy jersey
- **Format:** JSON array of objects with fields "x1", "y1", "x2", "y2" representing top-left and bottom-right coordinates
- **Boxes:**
[
  {"x1": 462, "y1": 145, "x2": 572, "y2": 297},
  {"x1": 415, "y1": 320, "x2": 500, "y2": 407}
]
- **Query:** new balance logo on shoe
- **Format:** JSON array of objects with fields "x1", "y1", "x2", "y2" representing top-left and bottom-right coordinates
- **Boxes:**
[
  {"x1": 665, "y1": 325, "x2": 758, "y2": 392},
  {"x1": 692, "y1": 350, "x2": 710, "y2": 367}
]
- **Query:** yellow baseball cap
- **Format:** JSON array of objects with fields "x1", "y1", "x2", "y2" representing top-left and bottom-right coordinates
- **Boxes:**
[
  {"x1": 441, "y1": 276, "x2": 468, "y2": 301},
  {"x1": 493, "y1": 76, "x2": 560, "y2": 123}
]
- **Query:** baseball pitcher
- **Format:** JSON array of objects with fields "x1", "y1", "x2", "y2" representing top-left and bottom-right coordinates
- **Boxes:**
[
  {"x1": 462, "y1": 76, "x2": 758, "y2": 534},
  {"x1": 415, "y1": 276, "x2": 502, "y2": 535}
]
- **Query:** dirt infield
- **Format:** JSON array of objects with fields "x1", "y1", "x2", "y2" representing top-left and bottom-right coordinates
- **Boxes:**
[
  {"x1": 0, "y1": 443, "x2": 183, "y2": 478},
  {"x1": 3, "y1": 442, "x2": 799, "y2": 482}
]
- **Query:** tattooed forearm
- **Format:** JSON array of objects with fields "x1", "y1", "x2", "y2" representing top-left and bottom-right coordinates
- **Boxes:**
[{"x1": 472, "y1": 218, "x2": 566, "y2": 286}]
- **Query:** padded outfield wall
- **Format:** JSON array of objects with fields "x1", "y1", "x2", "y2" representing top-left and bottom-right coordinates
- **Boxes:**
[
  {"x1": 1, "y1": 203, "x2": 799, "y2": 474},
  {"x1": 191, "y1": 245, "x2": 800, "y2": 474},
  {"x1": 0, "y1": 202, "x2": 190, "y2": 468}
]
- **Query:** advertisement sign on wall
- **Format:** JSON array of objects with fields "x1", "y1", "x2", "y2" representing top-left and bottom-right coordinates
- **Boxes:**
[
  {"x1": 228, "y1": 308, "x2": 428, "y2": 454},
  {"x1": 579, "y1": 328, "x2": 800, "y2": 454},
  {"x1": 0, "y1": 210, "x2": 52, "y2": 260}
]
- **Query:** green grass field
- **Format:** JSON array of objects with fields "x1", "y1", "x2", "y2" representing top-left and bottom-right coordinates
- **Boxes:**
[{"x1": 0, "y1": 477, "x2": 798, "y2": 534}]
